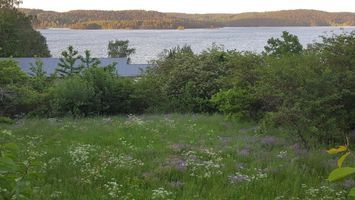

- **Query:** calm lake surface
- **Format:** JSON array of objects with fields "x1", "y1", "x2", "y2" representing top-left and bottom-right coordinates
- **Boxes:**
[{"x1": 40, "y1": 27, "x2": 355, "y2": 63}]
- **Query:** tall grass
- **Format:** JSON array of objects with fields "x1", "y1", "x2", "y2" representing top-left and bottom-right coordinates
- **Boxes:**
[{"x1": 0, "y1": 114, "x2": 349, "y2": 199}]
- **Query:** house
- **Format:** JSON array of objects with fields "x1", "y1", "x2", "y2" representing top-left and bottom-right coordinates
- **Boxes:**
[{"x1": 1, "y1": 58, "x2": 149, "y2": 77}]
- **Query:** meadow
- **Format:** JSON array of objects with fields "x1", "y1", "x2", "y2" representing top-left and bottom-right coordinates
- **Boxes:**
[{"x1": 0, "y1": 114, "x2": 350, "y2": 199}]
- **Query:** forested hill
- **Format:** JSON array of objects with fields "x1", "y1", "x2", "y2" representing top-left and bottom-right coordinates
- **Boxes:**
[{"x1": 21, "y1": 9, "x2": 355, "y2": 29}]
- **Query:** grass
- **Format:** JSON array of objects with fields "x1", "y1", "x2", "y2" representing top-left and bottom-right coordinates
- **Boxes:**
[{"x1": 0, "y1": 114, "x2": 349, "y2": 199}]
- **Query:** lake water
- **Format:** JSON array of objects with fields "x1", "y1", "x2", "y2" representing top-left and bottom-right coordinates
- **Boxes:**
[{"x1": 40, "y1": 27, "x2": 355, "y2": 64}]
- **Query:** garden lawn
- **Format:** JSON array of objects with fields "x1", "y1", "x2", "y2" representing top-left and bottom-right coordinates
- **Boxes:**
[{"x1": 0, "y1": 114, "x2": 349, "y2": 200}]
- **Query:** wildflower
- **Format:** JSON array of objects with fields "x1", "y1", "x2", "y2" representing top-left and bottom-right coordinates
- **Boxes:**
[
  {"x1": 277, "y1": 150, "x2": 288, "y2": 159},
  {"x1": 183, "y1": 149, "x2": 223, "y2": 178},
  {"x1": 50, "y1": 191, "x2": 62, "y2": 199},
  {"x1": 124, "y1": 114, "x2": 144, "y2": 126},
  {"x1": 229, "y1": 168, "x2": 267, "y2": 184},
  {"x1": 228, "y1": 172, "x2": 251, "y2": 184},
  {"x1": 152, "y1": 187, "x2": 172, "y2": 199},
  {"x1": 104, "y1": 179, "x2": 122, "y2": 199}
]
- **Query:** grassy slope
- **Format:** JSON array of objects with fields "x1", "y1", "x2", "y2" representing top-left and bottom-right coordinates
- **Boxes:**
[{"x1": 0, "y1": 114, "x2": 348, "y2": 199}]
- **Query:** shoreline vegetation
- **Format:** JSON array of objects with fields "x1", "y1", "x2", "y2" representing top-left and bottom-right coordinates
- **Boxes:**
[{"x1": 22, "y1": 8, "x2": 355, "y2": 30}]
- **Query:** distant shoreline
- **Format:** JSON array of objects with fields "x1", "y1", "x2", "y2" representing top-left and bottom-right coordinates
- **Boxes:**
[
  {"x1": 37, "y1": 26, "x2": 355, "y2": 31},
  {"x1": 23, "y1": 9, "x2": 355, "y2": 30}
]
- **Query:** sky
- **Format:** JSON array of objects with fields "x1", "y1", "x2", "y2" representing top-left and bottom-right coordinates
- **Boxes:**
[{"x1": 22, "y1": 0, "x2": 355, "y2": 13}]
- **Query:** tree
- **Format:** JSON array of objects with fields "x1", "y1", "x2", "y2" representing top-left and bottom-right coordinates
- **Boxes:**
[
  {"x1": 29, "y1": 58, "x2": 46, "y2": 78},
  {"x1": 0, "y1": 1, "x2": 51, "y2": 57},
  {"x1": 80, "y1": 50, "x2": 100, "y2": 68},
  {"x1": 29, "y1": 58, "x2": 48, "y2": 92},
  {"x1": 55, "y1": 46, "x2": 82, "y2": 77},
  {"x1": 0, "y1": 0, "x2": 22, "y2": 9},
  {"x1": 108, "y1": 40, "x2": 136, "y2": 63},
  {"x1": 263, "y1": 31, "x2": 303, "y2": 57}
]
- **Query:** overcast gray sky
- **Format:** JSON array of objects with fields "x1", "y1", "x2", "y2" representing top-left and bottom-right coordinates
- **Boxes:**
[{"x1": 22, "y1": 0, "x2": 355, "y2": 13}]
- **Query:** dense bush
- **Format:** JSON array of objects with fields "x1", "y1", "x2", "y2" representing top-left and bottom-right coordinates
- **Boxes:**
[
  {"x1": 212, "y1": 31, "x2": 354, "y2": 146},
  {"x1": 48, "y1": 76, "x2": 95, "y2": 116},
  {"x1": 80, "y1": 66, "x2": 146, "y2": 115},
  {"x1": 48, "y1": 66, "x2": 147, "y2": 117},
  {"x1": 146, "y1": 45, "x2": 233, "y2": 113},
  {"x1": 0, "y1": 59, "x2": 40, "y2": 117}
]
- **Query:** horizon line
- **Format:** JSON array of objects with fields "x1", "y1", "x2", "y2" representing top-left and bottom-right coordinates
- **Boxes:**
[{"x1": 20, "y1": 7, "x2": 355, "y2": 15}]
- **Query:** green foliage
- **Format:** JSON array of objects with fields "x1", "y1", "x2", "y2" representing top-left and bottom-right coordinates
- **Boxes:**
[
  {"x1": 255, "y1": 54, "x2": 350, "y2": 145},
  {"x1": 108, "y1": 40, "x2": 136, "y2": 63},
  {"x1": 211, "y1": 52, "x2": 264, "y2": 120},
  {"x1": 29, "y1": 59, "x2": 46, "y2": 78},
  {"x1": 327, "y1": 143, "x2": 355, "y2": 198},
  {"x1": 0, "y1": 129, "x2": 43, "y2": 199},
  {"x1": 0, "y1": 59, "x2": 40, "y2": 117},
  {"x1": 212, "y1": 32, "x2": 354, "y2": 146},
  {"x1": 80, "y1": 50, "x2": 100, "y2": 68},
  {"x1": 29, "y1": 58, "x2": 49, "y2": 92},
  {"x1": 309, "y1": 31, "x2": 355, "y2": 69},
  {"x1": 0, "y1": 59, "x2": 27, "y2": 85},
  {"x1": 0, "y1": 8, "x2": 50, "y2": 57},
  {"x1": 264, "y1": 31, "x2": 303, "y2": 56},
  {"x1": 81, "y1": 66, "x2": 145, "y2": 114},
  {"x1": 148, "y1": 45, "x2": 231, "y2": 113},
  {"x1": 1, "y1": 32, "x2": 353, "y2": 147},
  {"x1": 48, "y1": 67, "x2": 147, "y2": 116},
  {"x1": 49, "y1": 76, "x2": 95, "y2": 116},
  {"x1": 0, "y1": 116, "x2": 14, "y2": 124},
  {"x1": 56, "y1": 46, "x2": 83, "y2": 77}
]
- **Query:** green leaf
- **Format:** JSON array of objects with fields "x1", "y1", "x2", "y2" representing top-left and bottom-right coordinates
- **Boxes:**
[
  {"x1": 328, "y1": 167, "x2": 355, "y2": 182},
  {"x1": 327, "y1": 145, "x2": 347, "y2": 154},
  {"x1": 338, "y1": 152, "x2": 350, "y2": 168},
  {"x1": 348, "y1": 187, "x2": 355, "y2": 197}
]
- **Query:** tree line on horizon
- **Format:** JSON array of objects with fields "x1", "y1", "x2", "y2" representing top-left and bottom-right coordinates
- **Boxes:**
[{"x1": 21, "y1": 9, "x2": 355, "y2": 29}]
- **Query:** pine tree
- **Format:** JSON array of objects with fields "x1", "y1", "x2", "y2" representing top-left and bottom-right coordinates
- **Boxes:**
[
  {"x1": 80, "y1": 50, "x2": 100, "y2": 68},
  {"x1": 55, "y1": 46, "x2": 82, "y2": 77},
  {"x1": 29, "y1": 58, "x2": 46, "y2": 78}
]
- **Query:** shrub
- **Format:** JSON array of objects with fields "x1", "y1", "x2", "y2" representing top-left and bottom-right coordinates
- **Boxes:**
[
  {"x1": 48, "y1": 76, "x2": 95, "y2": 116},
  {"x1": 211, "y1": 32, "x2": 355, "y2": 146},
  {"x1": 0, "y1": 59, "x2": 39, "y2": 117},
  {"x1": 211, "y1": 52, "x2": 264, "y2": 120},
  {"x1": 148, "y1": 45, "x2": 231, "y2": 113},
  {"x1": 47, "y1": 66, "x2": 147, "y2": 116},
  {"x1": 81, "y1": 67, "x2": 144, "y2": 114}
]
